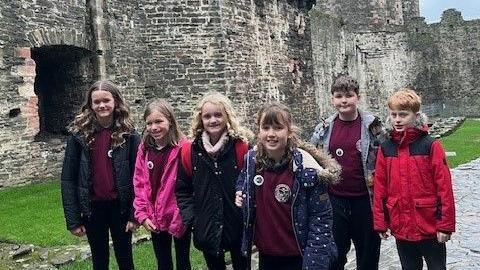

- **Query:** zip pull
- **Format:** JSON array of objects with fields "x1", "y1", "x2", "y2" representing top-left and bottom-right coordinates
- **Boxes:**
[{"x1": 214, "y1": 161, "x2": 218, "y2": 169}]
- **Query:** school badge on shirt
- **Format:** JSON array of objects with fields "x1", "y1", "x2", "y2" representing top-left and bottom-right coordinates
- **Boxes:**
[{"x1": 274, "y1": 184, "x2": 291, "y2": 203}]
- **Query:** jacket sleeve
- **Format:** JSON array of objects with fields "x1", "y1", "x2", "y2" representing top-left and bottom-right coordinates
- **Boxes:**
[
  {"x1": 61, "y1": 135, "x2": 82, "y2": 231},
  {"x1": 128, "y1": 132, "x2": 141, "y2": 222},
  {"x1": 309, "y1": 121, "x2": 325, "y2": 148},
  {"x1": 175, "y1": 160, "x2": 194, "y2": 228},
  {"x1": 431, "y1": 140, "x2": 456, "y2": 233},
  {"x1": 373, "y1": 147, "x2": 388, "y2": 232},
  {"x1": 133, "y1": 143, "x2": 150, "y2": 224},
  {"x1": 303, "y1": 177, "x2": 336, "y2": 270},
  {"x1": 236, "y1": 151, "x2": 249, "y2": 193}
]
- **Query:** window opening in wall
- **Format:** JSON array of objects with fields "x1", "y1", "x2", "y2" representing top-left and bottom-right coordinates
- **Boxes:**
[
  {"x1": 8, "y1": 108, "x2": 21, "y2": 118},
  {"x1": 31, "y1": 45, "x2": 96, "y2": 141}
]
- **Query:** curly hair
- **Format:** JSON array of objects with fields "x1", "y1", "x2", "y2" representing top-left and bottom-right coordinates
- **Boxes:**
[
  {"x1": 189, "y1": 91, "x2": 253, "y2": 141},
  {"x1": 254, "y1": 102, "x2": 301, "y2": 173},
  {"x1": 69, "y1": 80, "x2": 135, "y2": 148},
  {"x1": 142, "y1": 99, "x2": 184, "y2": 150}
]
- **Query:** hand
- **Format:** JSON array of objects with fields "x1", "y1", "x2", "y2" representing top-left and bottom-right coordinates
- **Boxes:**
[
  {"x1": 437, "y1": 231, "x2": 451, "y2": 243},
  {"x1": 378, "y1": 231, "x2": 390, "y2": 240},
  {"x1": 142, "y1": 218, "x2": 157, "y2": 232},
  {"x1": 70, "y1": 225, "x2": 86, "y2": 237},
  {"x1": 235, "y1": 191, "x2": 243, "y2": 207},
  {"x1": 125, "y1": 221, "x2": 139, "y2": 232}
]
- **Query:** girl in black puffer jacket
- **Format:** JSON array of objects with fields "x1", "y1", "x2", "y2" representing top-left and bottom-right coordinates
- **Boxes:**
[
  {"x1": 176, "y1": 91, "x2": 252, "y2": 270},
  {"x1": 61, "y1": 80, "x2": 140, "y2": 270}
]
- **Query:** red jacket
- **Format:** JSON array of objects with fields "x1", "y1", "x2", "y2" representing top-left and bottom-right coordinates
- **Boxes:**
[{"x1": 373, "y1": 127, "x2": 455, "y2": 241}]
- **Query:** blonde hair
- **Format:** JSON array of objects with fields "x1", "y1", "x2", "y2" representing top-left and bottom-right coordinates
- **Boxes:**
[
  {"x1": 189, "y1": 91, "x2": 253, "y2": 141},
  {"x1": 69, "y1": 80, "x2": 135, "y2": 148},
  {"x1": 387, "y1": 88, "x2": 422, "y2": 113},
  {"x1": 255, "y1": 102, "x2": 300, "y2": 173},
  {"x1": 142, "y1": 99, "x2": 184, "y2": 149}
]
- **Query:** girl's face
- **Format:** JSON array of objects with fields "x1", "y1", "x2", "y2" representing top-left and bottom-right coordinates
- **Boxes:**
[
  {"x1": 258, "y1": 116, "x2": 289, "y2": 161},
  {"x1": 146, "y1": 110, "x2": 171, "y2": 146},
  {"x1": 91, "y1": 90, "x2": 115, "y2": 126},
  {"x1": 201, "y1": 102, "x2": 228, "y2": 138}
]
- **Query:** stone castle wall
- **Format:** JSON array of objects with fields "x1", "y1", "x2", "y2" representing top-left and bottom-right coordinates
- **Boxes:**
[{"x1": 0, "y1": 0, "x2": 313, "y2": 187}]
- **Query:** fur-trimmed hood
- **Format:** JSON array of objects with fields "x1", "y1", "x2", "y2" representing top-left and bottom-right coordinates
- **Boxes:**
[
  {"x1": 385, "y1": 111, "x2": 429, "y2": 134},
  {"x1": 296, "y1": 141, "x2": 342, "y2": 185}
]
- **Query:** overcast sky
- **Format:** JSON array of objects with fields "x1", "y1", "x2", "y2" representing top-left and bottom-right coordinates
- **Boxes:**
[{"x1": 419, "y1": 0, "x2": 480, "y2": 23}]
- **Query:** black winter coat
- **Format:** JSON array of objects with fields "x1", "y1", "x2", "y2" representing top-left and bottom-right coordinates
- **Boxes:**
[
  {"x1": 175, "y1": 136, "x2": 244, "y2": 256},
  {"x1": 61, "y1": 131, "x2": 141, "y2": 230}
]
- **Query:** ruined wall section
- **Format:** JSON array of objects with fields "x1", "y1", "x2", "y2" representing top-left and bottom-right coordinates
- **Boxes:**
[
  {"x1": 315, "y1": 0, "x2": 418, "y2": 31},
  {"x1": 311, "y1": 10, "x2": 416, "y2": 118},
  {"x1": 429, "y1": 11, "x2": 480, "y2": 116},
  {"x1": 0, "y1": 1, "x2": 90, "y2": 187},
  {"x1": 219, "y1": 0, "x2": 315, "y2": 135}
]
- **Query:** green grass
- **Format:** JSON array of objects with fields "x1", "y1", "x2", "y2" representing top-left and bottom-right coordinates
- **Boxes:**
[
  {"x1": 441, "y1": 119, "x2": 480, "y2": 168},
  {"x1": 0, "y1": 181, "x2": 81, "y2": 246},
  {"x1": 60, "y1": 241, "x2": 206, "y2": 270}
]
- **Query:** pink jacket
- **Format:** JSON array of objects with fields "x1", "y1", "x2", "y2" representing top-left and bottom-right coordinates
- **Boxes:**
[{"x1": 133, "y1": 140, "x2": 186, "y2": 238}]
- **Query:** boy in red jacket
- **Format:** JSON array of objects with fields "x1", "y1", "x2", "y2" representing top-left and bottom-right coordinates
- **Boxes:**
[{"x1": 373, "y1": 89, "x2": 455, "y2": 270}]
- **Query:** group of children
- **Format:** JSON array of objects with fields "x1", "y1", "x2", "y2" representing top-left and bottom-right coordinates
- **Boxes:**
[{"x1": 61, "y1": 75, "x2": 455, "y2": 270}]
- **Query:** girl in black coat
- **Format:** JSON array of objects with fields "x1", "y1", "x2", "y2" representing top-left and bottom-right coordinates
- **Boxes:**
[
  {"x1": 61, "y1": 80, "x2": 140, "y2": 270},
  {"x1": 176, "y1": 91, "x2": 252, "y2": 270}
]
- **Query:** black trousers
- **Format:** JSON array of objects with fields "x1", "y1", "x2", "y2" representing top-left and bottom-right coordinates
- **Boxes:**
[
  {"x1": 396, "y1": 239, "x2": 446, "y2": 270},
  {"x1": 203, "y1": 244, "x2": 248, "y2": 270},
  {"x1": 258, "y1": 252, "x2": 302, "y2": 270},
  {"x1": 151, "y1": 229, "x2": 192, "y2": 270},
  {"x1": 85, "y1": 200, "x2": 134, "y2": 270},
  {"x1": 329, "y1": 194, "x2": 380, "y2": 270}
]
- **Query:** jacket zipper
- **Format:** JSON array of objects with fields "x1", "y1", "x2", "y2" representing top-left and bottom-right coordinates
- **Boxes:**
[{"x1": 291, "y1": 182, "x2": 303, "y2": 256}]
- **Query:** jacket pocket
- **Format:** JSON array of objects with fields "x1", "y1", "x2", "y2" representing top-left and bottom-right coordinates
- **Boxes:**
[
  {"x1": 414, "y1": 197, "x2": 437, "y2": 235},
  {"x1": 386, "y1": 197, "x2": 401, "y2": 233}
]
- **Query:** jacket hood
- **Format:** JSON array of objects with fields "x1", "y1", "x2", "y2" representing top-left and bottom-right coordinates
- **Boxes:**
[{"x1": 296, "y1": 141, "x2": 342, "y2": 185}]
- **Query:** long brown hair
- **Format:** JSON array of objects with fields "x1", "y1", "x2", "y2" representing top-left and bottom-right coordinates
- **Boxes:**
[
  {"x1": 142, "y1": 99, "x2": 184, "y2": 149},
  {"x1": 255, "y1": 102, "x2": 300, "y2": 173},
  {"x1": 69, "y1": 80, "x2": 135, "y2": 148}
]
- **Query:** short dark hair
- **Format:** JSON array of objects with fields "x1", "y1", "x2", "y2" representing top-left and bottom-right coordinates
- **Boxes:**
[{"x1": 331, "y1": 75, "x2": 359, "y2": 95}]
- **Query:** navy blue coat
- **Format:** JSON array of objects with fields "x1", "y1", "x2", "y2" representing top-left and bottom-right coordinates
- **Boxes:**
[{"x1": 237, "y1": 148, "x2": 338, "y2": 270}]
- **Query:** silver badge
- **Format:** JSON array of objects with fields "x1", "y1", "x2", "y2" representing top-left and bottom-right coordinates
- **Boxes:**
[
  {"x1": 107, "y1": 149, "x2": 113, "y2": 158},
  {"x1": 253, "y1": 175, "x2": 264, "y2": 186},
  {"x1": 274, "y1": 184, "x2": 291, "y2": 203},
  {"x1": 335, "y1": 148, "x2": 344, "y2": 157},
  {"x1": 147, "y1": 161, "x2": 154, "y2": 170}
]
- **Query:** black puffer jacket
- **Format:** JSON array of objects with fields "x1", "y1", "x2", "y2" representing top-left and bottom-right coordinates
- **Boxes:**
[
  {"x1": 175, "y1": 136, "x2": 245, "y2": 256},
  {"x1": 61, "y1": 131, "x2": 141, "y2": 230}
]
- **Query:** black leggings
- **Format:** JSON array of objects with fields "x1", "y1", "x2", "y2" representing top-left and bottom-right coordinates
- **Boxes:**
[
  {"x1": 85, "y1": 200, "x2": 134, "y2": 270},
  {"x1": 151, "y1": 229, "x2": 192, "y2": 270},
  {"x1": 202, "y1": 244, "x2": 248, "y2": 270},
  {"x1": 396, "y1": 238, "x2": 446, "y2": 270},
  {"x1": 258, "y1": 252, "x2": 302, "y2": 270}
]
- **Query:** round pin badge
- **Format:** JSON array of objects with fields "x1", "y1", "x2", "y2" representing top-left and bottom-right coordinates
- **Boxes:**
[
  {"x1": 147, "y1": 161, "x2": 154, "y2": 170},
  {"x1": 253, "y1": 175, "x2": 264, "y2": 186},
  {"x1": 107, "y1": 149, "x2": 113, "y2": 158},
  {"x1": 335, "y1": 148, "x2": 344, "y2": 157},
  {"x1": 274, "y1": 184, "x2": 291, "y2": 203}
]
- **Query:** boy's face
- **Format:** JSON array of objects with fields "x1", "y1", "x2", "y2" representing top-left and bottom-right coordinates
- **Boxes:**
[
  {"x1": 388, "y1": 108, "x2": 418, "y2": 132},
  {"x1": 331, "y1": 90, "x2": 359, "y2": 116}
]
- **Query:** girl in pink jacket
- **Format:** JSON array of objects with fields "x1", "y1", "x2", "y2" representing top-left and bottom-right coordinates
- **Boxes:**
[{"x1": 133, "y1": 99, "x2": 191, "y2": 270}]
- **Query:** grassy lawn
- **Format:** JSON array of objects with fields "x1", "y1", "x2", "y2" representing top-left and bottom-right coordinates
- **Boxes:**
[
  {"x1": 60, "y1": 241, "x2": 206, "y2": 270},
  {"x1": 0, "y1": 180, "x2": 81, "y2": 246},
  {"x1": 440, "y1": 119, "x2": 480, "y2": 168}
]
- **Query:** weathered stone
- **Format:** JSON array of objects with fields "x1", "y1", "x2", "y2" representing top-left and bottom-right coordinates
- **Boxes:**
[{"x1": 9, "y1": 245, "x2": 33, "y2": 259}]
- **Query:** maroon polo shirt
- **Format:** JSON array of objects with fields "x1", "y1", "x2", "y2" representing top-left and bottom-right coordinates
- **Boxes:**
[
  {"x1": 329, "y1": 116, "x2": 368, "y2": 197},
  {"x1": 90, "y1": 128, "x2": 117, "y2": 201},
  {"x1": 147, "y1": 146, "x2": 172, "y2": 202},
  {"x1": 254, "y1": 166, "x2": 300, "y2": 256}
]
